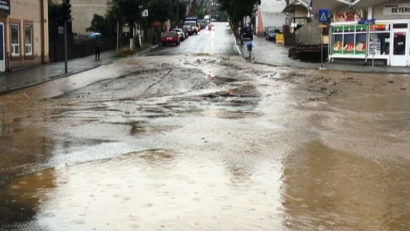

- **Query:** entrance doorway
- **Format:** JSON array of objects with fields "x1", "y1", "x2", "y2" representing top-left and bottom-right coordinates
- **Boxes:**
[
  {"x1": 0, "y1": 22, "x2": 5, "y2": 72},
  {"x1": 391, "y1": 24, "x2": 408, "y2": 67}
]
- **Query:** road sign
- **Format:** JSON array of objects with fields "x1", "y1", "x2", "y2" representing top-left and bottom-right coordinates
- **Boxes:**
[
  {"x1": 319, "y1": 9, "x2": 329, "y2": 23},
  {"x1": 142, "y1": 9, "x2": 148, "y2": 17}
]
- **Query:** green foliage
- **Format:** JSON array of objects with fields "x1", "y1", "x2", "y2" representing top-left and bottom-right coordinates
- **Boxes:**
[
  {"x1": 147, "y1": 0, "x2": 174, "y2": 24},
  {"x1": 218, "y1": 0, "x2": 260, "y2": 22},
  {"x1": 107, "y1": 0, "x2": 145, "y2": 25},
  {"x1": 87, "y1": 14, "x2": 115, "y2": 38},
  {"x1": 176, "y1": 1, "x2": 188, "y2": 25},
  {"x1": 49, "y1": 3, "x2": 64, "y2": 26}
]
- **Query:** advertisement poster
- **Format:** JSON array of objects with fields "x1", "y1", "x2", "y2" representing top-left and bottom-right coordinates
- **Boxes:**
[{"x1": 334, "y1": 9, "x2": 363, "y2": 22}]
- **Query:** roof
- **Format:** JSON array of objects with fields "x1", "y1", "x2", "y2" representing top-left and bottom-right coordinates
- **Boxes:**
[
  {"x1": 282, "y1": 1, "x2": 308, "y2": 13},
  {"x1": 283, "y1": 0, "x2": 392, "y2": 13},
  {"x1": 311, "y1": 0, "x2": 391, "y2": 12}
]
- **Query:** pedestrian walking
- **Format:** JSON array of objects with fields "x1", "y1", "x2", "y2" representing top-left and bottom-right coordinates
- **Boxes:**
[
  {"x1": 94, "y1": 36, "x2": 103, "y2": 60},
  {"x1": 246, "y1": 41, "x2": 253, "y2": 60}
]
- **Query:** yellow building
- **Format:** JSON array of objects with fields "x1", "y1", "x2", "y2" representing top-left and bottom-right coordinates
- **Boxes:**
[{"x1": 0, "y1": 0, "x2": 49, "y2": 72}]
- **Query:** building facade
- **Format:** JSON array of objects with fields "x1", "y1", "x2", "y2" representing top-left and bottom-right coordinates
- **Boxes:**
[
  {"x1": 0, "y1": 0, "x2": 49, "y2": 72},
  {"x1": 328, "y1": 0, "x2": 410, "y2": 66},
  {"x1": 256, "y1": 0, "x2": 286, "y2": 35}
]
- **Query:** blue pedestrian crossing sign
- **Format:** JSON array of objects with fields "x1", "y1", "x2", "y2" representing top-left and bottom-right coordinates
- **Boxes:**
[{"x1": 319, "y1": 9, "x2": 329, "y2": 23}]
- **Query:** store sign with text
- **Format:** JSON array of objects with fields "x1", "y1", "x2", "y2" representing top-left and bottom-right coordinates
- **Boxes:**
[
  {"x1": 0, "y1": 0, "x2": 10, "y2": 15},
  {"x1": 384, "y1": 3, "x2": 410, "y2": 15}
]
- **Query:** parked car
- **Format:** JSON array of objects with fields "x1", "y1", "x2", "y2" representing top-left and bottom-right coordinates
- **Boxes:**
[
  {"x1": 183, "y1": 24, "x2": 194, "y2": 36},
  {"x1": 184, "y1": 21, "x2": 198, "y2": 35},
  {"x1": 161, "y1": 31, "x2": 180, "y2": 46},
  {"x1": 265, "y1": 27, "x2": 280, "y2": 41},
  {"x1": 181, "y1": 27, "x2": 189, "y2": 38},
  {"x1": 171, "y1": 28, "x2": 185, "y2": 41},
  {"x1": 242, "y1": 27, "x2": 253, "y2": 41}
]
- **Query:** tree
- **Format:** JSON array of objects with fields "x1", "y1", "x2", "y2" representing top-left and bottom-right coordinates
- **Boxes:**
[
  {"x1": 218, "y1": 0, "x2": 260, "y2": 37},
  {"x1": 107, "y1": 0, "x2": 145, "y2": 35},
  {"x1": 49, "y1": 3, "x2": 64, "y2": 27},
  {"x1": 87, "y1": 14, "x2": 115, "y2": 38},
  {"x1": 147, "y1": 0, "x2": 174, "y2": 31}
]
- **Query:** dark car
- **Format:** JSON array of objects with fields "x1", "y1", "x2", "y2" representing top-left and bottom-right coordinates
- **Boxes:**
[
  {"x1": 242, "y1": 27, "x2": 253, "y2": 41},
  {"x1": 266, "y1": 27, "x2": 281, "y2": 42},
  {"x1": 265, "y1": 27, "x2": 275, "y2": 41}
]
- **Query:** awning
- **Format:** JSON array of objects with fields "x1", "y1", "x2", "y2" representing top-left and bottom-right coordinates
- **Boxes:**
[{"x1": 282, "y1": 2, "x2": 307, "y2": 14}]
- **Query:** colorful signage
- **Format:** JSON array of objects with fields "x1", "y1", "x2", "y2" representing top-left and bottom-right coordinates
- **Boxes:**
[
  {"x1": 0, "y1": 0, "x2": 10, "y2": 15},
  {"x1": 334, "y1": 9, "x2": 363, "y2": 22},
  {"x1": 370, "y1": 24, "x2": 387, "y2": 31}
]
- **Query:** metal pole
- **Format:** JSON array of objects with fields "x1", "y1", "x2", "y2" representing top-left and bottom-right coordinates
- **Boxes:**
[
  {"x1": 64, "y1": 20, "x2": 68, "y2": 74},
  {"x1": 320, "y1": 27, "x2": 324, "y2": 70},
  {"x1": 176, "y1": 0, "x2": 179, "y2": 28},
  {"x1": 116, "y1": 22, "x2": 119, "y2": 54}
]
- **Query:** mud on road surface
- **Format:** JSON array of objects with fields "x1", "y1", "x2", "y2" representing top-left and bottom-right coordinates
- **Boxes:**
[{"x1": 0, "y1": 54, "x2": 410, "y2": 231}]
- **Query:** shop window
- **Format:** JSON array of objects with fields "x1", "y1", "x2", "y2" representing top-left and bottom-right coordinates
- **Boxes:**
[
  {"x1": 332, "y1": 26, "x2": 343, "y2": 54},
  {"x1": 11, "y1": 24, "x2": 19, "y2": 56},
  {"x1": 369, "y1": 24, "x2": 390, "y2": 55},
  {"x1": 370, "y1": 33, "x2": 390, "y2": 55},
  {"x1": 343, "y1": 25, "x2": 355, "y2": 54},
  {"x1": 24, "y1": 25, "x2": 33, "y2": 56}
]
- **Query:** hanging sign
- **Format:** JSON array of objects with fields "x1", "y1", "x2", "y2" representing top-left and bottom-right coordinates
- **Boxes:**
[
  {"x1": 0, "y1": 0, "x2": 10, "y2": 15},
  {"x1": 384, "y1": 4, "x2": 410, "y2": 15},
  {"x1": 142, "y1": 9, "x2": 148, "y2": 17}
]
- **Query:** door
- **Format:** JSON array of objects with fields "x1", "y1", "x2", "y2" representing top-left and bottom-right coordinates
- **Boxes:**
[
  {"x1": 391, "y1": 24, "x2": 408, "y2": 66},
  {"x1": 0, "y1": 22, "x2": 5, "y2": 72}
]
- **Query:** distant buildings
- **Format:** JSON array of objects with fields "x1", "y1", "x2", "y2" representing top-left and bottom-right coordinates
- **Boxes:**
[{"x1": 255, "y1": 0, "x2": 287, "y2": 35}]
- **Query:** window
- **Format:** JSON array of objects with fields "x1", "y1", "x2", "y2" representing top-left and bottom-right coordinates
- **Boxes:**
[
  {"x1": 11, "y1": 24, "x2": 19, "y2": 56},
  {"x1": 24, "y1": 25, "x2": 32, "y2": 56}
]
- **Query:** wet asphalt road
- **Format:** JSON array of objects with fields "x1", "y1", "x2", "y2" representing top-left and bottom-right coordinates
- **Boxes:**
[
  {"x1": 148, "y1": 23, "x2": 238, "y2": 56},
  {"x1": 1, "y1": 22, "x2": 410, "y2": 231}
]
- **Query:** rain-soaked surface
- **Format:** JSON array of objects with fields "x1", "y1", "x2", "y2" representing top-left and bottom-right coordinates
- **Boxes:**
[{"x1": 1, "y1": 23, "x2": 410, "y2": 231}]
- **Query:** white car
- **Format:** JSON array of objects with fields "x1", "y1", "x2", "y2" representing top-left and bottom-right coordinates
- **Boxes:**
[{"x1": 171, "y1": 28, "x2": 185, "y2": 41}]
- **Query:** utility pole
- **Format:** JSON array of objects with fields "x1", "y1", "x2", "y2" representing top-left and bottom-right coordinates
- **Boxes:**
[{"x1": 63, "y1": 0, "x2": 71, "y2": 74}]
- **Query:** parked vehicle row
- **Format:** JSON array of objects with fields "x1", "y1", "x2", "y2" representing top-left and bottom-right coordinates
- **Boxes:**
[
  {"x1": 161, "y1": 16, "x2": 214, "y2": 46},
  {"x1": 162, "y1": 17, "x2": 212, "y2": 46}
]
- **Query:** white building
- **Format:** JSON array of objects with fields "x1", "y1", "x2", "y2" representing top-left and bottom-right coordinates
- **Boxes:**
[
  {"x1": 256, "y1": 0, "x2": 287, "y2": 35},
  {"x1": 323, "y1": 0, "x2": 410, "y2": 66}
]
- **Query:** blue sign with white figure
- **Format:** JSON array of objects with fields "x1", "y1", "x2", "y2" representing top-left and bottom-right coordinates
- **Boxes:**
[{"x1": 319, "y1": 9, "x2": 329, "y2": 23}]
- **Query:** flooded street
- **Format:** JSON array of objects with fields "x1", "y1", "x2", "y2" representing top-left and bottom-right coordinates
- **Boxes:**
[{"x1": 1, "y1": 23, "x2": 410, "y2": 231}]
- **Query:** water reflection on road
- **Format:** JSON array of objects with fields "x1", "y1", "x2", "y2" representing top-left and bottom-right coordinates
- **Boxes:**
[
  {"x1": 0, "y1": 53, "x2": 410, "y2": 230},
  {"x1": 1, "y1": 149, "x2": 285, "y2": 231}
]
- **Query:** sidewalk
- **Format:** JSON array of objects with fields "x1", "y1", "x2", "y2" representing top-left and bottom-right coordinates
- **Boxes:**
[
  {"x1": 238, "y1": 36, "x2": 410, "y2": 74},
  {"x1": 0, "y1": 50, "x2": 118, "y2": 94}
]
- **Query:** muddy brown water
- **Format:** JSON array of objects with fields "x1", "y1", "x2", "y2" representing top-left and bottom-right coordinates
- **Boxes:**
[{"x1": 0, "y1": 56, "x2": 409, "y2": 230}]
